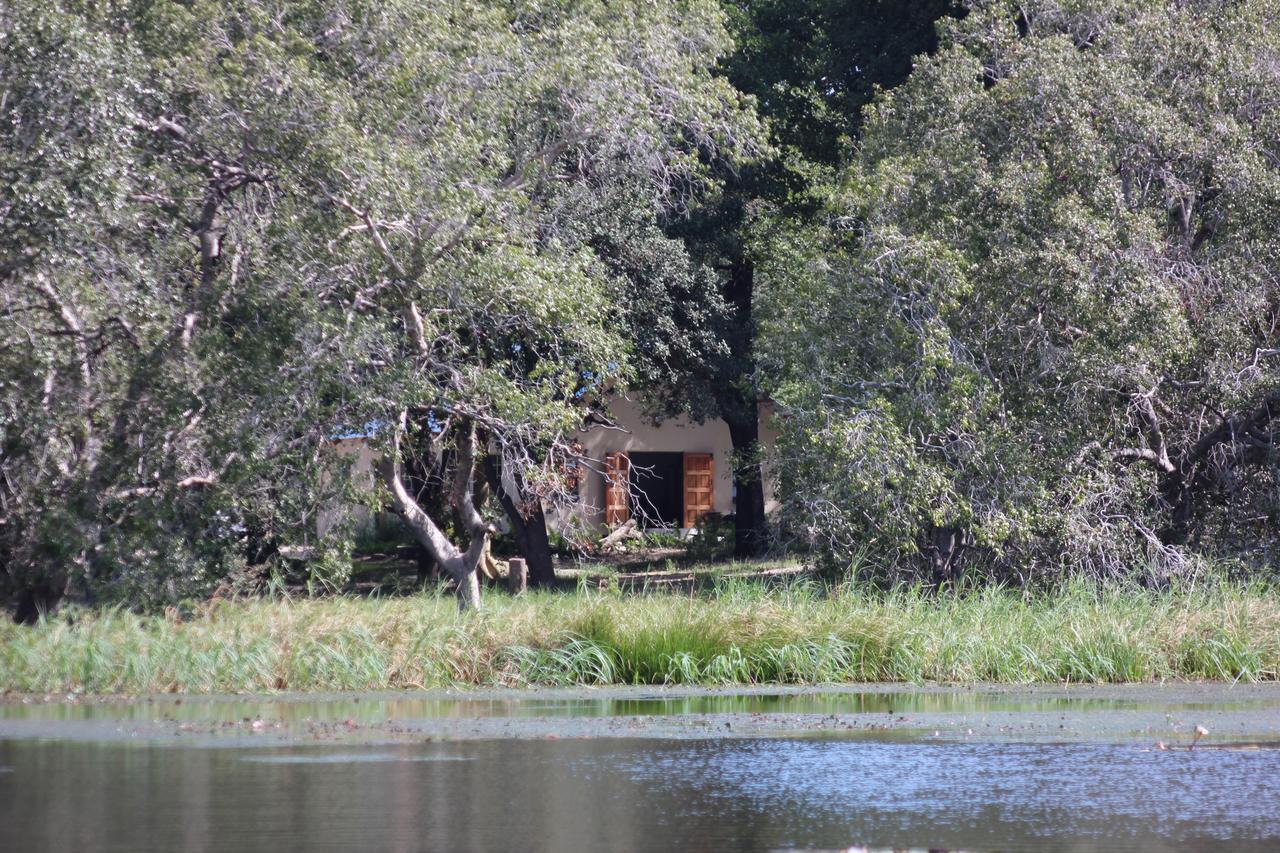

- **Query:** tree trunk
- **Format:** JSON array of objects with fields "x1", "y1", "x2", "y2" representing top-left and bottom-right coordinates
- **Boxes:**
[
  {"x1": 516, "y1": 506, "x2": 556, "y2": 586},
  {"x1": 453, "y1": 556, "x2": 482, "y2": 610},
  {"x1": 927, "y1": 525, "x2": 966, "y2": 587},
  {"x1": 1159, "y1": 476, "x2": 1197, "y2": 547},
  {"x1": 483, "y1": 456, "x2": 556, "y2": 586},
  {"x1": 13, "y1": 584, "x2": 60, "y2": 625},
  {"x1": 717, "y1": 258, "x2": 769, "y2": 559},
  {"x1": 11, "y1": 569, "x2": 71, "y2": 626},
  {"x1": 415, "y1": 545, "x2": 439, "y2": 586},
  {"x1": 725, "y1": 409, "x2": 768, "y2": 558},
  {"x1": 380, "y1": 415, "x2": 490, "y2": 611},
  {"x1": 389, "y1": 493, "x2": 482, "y2": 610}
]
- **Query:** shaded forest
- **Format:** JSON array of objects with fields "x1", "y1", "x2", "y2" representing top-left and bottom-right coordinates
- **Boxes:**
[{"x1": 2, "y1": 0, "x2": 1277, "y2": 617}]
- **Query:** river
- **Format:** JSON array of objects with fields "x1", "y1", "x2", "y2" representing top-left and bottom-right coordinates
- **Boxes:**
[{"x1": 2, "y1": 684, "x2": 1279, "y2": 851}]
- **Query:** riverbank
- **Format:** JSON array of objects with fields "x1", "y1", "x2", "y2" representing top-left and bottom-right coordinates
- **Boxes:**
[{"x1": 2, "y1": 577, "x2": 1278, "y2": 694}]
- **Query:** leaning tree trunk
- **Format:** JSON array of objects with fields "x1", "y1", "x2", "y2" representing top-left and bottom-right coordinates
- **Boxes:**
[
  {"x1": 1170, "y1": 393, "x2": 1278, "y2": 545},
  {"x1": 1114, "y1": 390, "x2": 1280, "y2": 547},
  {"x1": 381, "y1": 415, "x2": 491, "y2": 610}
]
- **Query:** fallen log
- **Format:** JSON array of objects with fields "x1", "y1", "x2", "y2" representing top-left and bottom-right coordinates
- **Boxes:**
[{"x1": 597, "y1": 518, "x2": 641, "y2": 553}]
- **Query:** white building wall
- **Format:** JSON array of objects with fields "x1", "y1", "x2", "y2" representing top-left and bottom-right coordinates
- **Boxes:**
[
  {"x1": 318, "y1": 397, "x2": 783, "y2": 539},
  {"x1": 569, "y1": 395, "x2": 780, "y2": 533},
  {"x1": 317, "y1": 437, "x2": 377, "y2": 539}
]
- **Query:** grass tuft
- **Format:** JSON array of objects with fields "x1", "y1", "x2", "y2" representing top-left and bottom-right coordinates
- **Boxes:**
[{"x1": 2, "y1": 576, "x2": 1279, "y2": 694}]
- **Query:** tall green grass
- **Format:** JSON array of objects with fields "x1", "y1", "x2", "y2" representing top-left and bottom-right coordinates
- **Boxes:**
[{"x1": 2, "y1": 576, "x2": 1278, "y2": 694}]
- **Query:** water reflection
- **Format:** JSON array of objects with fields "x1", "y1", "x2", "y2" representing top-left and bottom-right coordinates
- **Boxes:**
[
  {"x1": 2, "y1": 736, "x2": 1278, "y2": 852},
  {"x1": 4, "y1": 687, "x2": 1275, "y2": 726},
  {"x1": 240, "y1": 752, "x2": 473, "y2": 764}
]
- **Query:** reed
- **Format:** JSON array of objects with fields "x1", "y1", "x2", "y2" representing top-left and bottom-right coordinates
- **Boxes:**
[{"x1": 2, "y1": 575, "x2": 1278, "y2": 695}]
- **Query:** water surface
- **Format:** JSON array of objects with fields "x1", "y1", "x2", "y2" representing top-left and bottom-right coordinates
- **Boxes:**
[{"x1": 3, "y1": 685, "x2": 1279, "y2": 851}]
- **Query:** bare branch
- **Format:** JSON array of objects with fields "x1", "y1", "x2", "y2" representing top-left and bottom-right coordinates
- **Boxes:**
[
  {"x1": 1112, "y1": 447, "x2": 1177, "y2": 473},
  {"x1": 332, "y1": 196, "x2": 407, "y2": 280},
  {"x1": 451, "y1": 419, "x2": 494, "y2": 538}
]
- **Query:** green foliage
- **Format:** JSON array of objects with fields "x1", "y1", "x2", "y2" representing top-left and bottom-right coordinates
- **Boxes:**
[
  {"x1": 2, "y1": 575, "x2": 1278, "y2": 692},
  {"x1": 1, "y1": 0, "x2": 339, "y2": 608},
  {"x1": 7, "y1": 0, "x2": 1280, "y2": 610},
  {"x1": 765, "y1": 0, "x2": 1280, "y2": 580},
  {"x1": 0, "y1": 0, "x2": 762, "y2": 611},
  {"x1": 686, "y1": 513, "x2": 737, "y2": 562},
  {"x1": 720, "y1": 0, "x2": 960, "y2": 169},
  {"x1": 554, "y1": 180, "x2": 732, "y2": 423},
  {"x1": 306, "y1": 540, "x2": 354, "y2": 595}
]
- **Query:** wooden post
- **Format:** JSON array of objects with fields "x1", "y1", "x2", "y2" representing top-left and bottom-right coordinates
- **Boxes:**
[{"x1": 507, "y1": 557, "x2": 527, "y2": 594}]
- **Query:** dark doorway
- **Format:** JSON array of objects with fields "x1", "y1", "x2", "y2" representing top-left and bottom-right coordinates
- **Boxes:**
[{"x1": 628, "y1": 452, "x2": 683, "y2": 529}]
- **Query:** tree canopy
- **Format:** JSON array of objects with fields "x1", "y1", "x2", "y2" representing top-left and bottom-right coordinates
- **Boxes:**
[
  {"x1": 4, "y1": 0, "x2": 1279, "y2": 616},
  {"x1": 765, "y1": 0, "x2": 1280, "y2": 580},
  {"x1": 1, "y1": 0, "x2": 761, "y2": 612}
]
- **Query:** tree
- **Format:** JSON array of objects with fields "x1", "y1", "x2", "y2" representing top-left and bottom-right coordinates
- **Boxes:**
[
  {"x1": 490, "y1": 178, "x2": 732, "y2": 581},
  {"x1": 765, "y1": 0, "x2": 1280, "y2": 581},
  {"x1": 2, "y1": 0, "x2": 762, "y2": 614},
  {"x1": 0, "y1": 1, "x2": 345, "y2": 619},
  {"x1": 283, "y1": 0, "x2": 760, "y2": 608},
  {"x1": 662, "y1": 0, "x2": 960, "y2": 557}
]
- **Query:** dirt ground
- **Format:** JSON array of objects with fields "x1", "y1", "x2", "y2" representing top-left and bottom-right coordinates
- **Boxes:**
[{"x1": 348, "y1": 546, "x2": 806, "y2": 596}]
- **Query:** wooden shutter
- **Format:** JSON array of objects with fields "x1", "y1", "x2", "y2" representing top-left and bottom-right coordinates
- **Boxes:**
[
  {"x1": 604, "y1": 452, "x2": 630, "y2": 525},
  {"x1": 683, "y1": 453, "x2": 714, "y2": 528}
]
